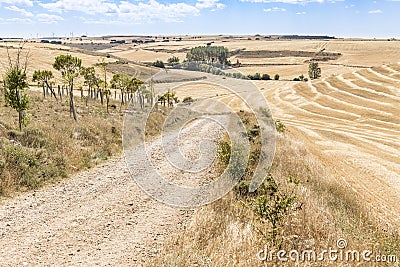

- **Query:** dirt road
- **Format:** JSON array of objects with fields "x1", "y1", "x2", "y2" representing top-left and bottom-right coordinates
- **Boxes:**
[{"x1": 0, "y1": 118, "x2": 224, "y2": 266}]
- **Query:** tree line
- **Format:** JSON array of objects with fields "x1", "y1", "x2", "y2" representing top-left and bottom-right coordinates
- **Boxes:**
[{"x1": 1, "y1": 46, "x2": 177, "y2": 131}]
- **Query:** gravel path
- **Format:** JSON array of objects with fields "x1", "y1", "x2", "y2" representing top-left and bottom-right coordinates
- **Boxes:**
[{"x1": 0, "y1": 118, "x2": 225, "y2": 266}]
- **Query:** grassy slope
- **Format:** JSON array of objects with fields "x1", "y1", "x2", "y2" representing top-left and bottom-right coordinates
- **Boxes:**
[
  {"x1": 0, "y1": 91, "x2": 123, "y2": 196},
  {"x1": 149, "y1": 112, "x2": 399, "y2": 266}
]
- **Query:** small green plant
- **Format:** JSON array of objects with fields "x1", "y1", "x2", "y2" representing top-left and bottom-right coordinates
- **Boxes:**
[
  {"x1": 275, "y1": 120, "x2": 286, "y2": 133},
  {"x1": 274, "y1": 74, "x2": 280, "y2": 80},
  {"x1": 217, "y1": 140, "x2": 231, "y2": 167},
  {"x1": 251, "y1": 174, "x2": 298, "y2": 245}
]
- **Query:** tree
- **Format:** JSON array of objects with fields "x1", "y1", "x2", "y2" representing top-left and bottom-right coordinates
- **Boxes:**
[
  {"x1": 3, "y1": 45, "x2": 30, "y2": 131},
  {"x1": 82, "y1": 66, "x2": 104, "y2": 103},
  {"x1": 130, "y1": 78, "x2": 144, "y2": 108},
  {"x1": 111, "y1": 74, "x2": 142, "y2": 111},
  {"x1": 32, "y1": 70, "x2": 57, "y2": 99},
  {"x1": 111, "y1": 73, "x2": 128, "y2": 110},
  {"x1": 158, "y1": 91, "x2": 179, "y2": 107},
  {"x1": 53, "y1": 55, "x2": 82, "y2": 121},
  {"x1": 152, "y1": 60, "x2": 165, "y2": 68},
  {"x1": 261, "y1": 74, "x2": 271, "y2": 80},
  {"x1": 308, "y1": 61, "x2": 321, "y2": 80},
  {"x1": 167, "y1": 56, "x2": 180, "y2": 66},
  {"x1": 97, "y1": 57, "x2": 109, "y2": 105},
  {"x1": 274, "y1": 74, "x2": 280, "y2": 80},
  {"x1": 186, "y1": 46, "x2": 229, "y2": 65}
]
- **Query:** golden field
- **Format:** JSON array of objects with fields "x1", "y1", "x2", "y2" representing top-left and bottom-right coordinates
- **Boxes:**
[{"x1": 0, "y1": 36, "x2": 399, "y2": 265}]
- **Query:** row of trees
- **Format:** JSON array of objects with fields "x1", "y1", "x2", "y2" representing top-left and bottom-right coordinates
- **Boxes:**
[
  {"x1": 2, "y1": 47, "x2": 166, "y2": 130},
  {"x1": 247, "y1": 73, "x2": 280, "y2": 81}
]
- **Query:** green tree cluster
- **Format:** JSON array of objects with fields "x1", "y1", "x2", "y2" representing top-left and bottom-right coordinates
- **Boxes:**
[
  {"x1": 186, "y1": 46, "x2": 229, "y2": 65},
  {"x1": 167, "y1": 56, "x2": 180, "y2": 66},
  {"x1": 110, "y1": 73, "x2": 143, "y2": 110},
  {"x1": 247, "y1": 73, "x2": 271, "y2": 80}
]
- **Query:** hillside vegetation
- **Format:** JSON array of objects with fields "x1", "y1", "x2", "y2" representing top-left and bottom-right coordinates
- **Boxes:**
[
  {"x1": 150, "y1": 112, "x2": 399, "y2": 266},
  {"x1": 0, "y1": 91, "x2": 123, "y2": 195}
]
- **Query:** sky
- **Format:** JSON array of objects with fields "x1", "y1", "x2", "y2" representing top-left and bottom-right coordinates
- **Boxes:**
[{"x1": 0, "y1": 0, "x2": 399, "y2": 38}]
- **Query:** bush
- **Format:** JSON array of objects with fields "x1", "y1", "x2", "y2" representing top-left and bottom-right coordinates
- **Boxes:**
[
  {"x1": 293, "y1": 75, "x2": 308, "y2": 82},
  {"x1": 248, "y1": 73, "x2": 271, "y2": 80},
  {"x1": 274, "y1": 74, "x2": 280, "y2": 80},
  {"x1": 251, "y1": 175, "x2": 297, "y2": 243},
  {"x1": 1, "y1": 143, "x2": 39, "y2": 188},
  {"x1": 248, "y1": 73, "x2": 261, "y2": 80},
  {"x1": 275, "y1": 120, "x2": 286, "y2": 133},
  {"x1": 261, "y1": 74, "x2": 271, "y2": 80},
  {"x1": 152, "y1": 60, "x2": 165, "y2": 68},
  {"x1": 167, "y1": 56, "x2": 180, "y2": 66},
  {"x1": 182, "y1": 96, "x2": 194, "y2": 104}
]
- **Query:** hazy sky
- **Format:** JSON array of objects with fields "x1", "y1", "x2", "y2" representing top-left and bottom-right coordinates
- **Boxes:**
[{"x1": 0, "y1": 0, "x2": 398, "y2": 38}]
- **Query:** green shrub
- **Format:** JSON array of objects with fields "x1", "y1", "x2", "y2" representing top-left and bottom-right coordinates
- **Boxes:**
[
  {"x1": 3, "y1": 144, "x2": 39, "y2": 188},
  {"x1": 152, "y1": 60, "x2": 165, "y2": 68},
  {"x1": 182, "y1": 96, "x2": 194, "y2": 103},
  {"x1": 261, "y1": 74, "x2": 271, "y2": 80},
  {"x1": 251, "y1": 174, "x2": 297, "y2": 243},
  {"x1": 167, "y1": 56, "x2": 180, "y2": 66},
  {"x1": 275, "y1": 120, "x2": 286, "y2": 133}
]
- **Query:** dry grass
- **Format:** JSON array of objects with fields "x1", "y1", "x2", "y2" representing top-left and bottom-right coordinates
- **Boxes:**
[
  {"x1": 0, "y1": 91, "x2": 123, "y2": 195},
  {"x1": 148, "y1": 114, "x2": 399, "y2": 267},
  {"x1": 0, "y1": 86, "x2": 176, "y2": 197}
]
